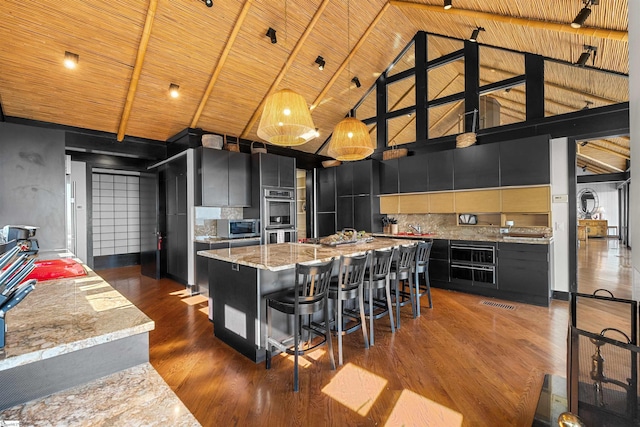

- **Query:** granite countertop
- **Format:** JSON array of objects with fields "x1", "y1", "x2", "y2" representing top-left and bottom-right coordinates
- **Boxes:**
[
  {"x1": 0, "y1": 362, "x2": 200, "y2": 426},
  {"x1": 198, "y1": 237, "x2": 410, "y2": 271},
  {"x1": 0, "y1": 255, "x2": 154, "y2": 371},
  {"x1": 372, "y1": 232, "x2": 553, "y2": 245},
  {"x1": 194, "y1": 236, "x2": 261, "y2": 244}
]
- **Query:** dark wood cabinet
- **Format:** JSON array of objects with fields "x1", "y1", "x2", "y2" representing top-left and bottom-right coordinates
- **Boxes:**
[
  {"x1": 336, "y1": 163, "x2": 353, "y2": 196},
  {"x1": 336, "y1": 196, "x2": 353, "y2": 231},
  {"x1": 316, "y1": 167, "x2": 336, "y2": 212},
  {"x1": 254, "y1": 153, "x2": 296, "y2": 189},
  {"x1": 427, "y1": 150, "x2": 454, "y2": 191},
  {"x1": 399, "y1": 155, "x2": 428, "y2": 193},
  {"x1": 453, "y1": 143, "x2": 500, "y2": 189},
  {"x1": 499, "y1": 135, "x2": 550, "y2": 186},
  {"x1": 379, "y1": 159, "x2": 399, "y2": 194},
  {"x1": 165, "y1": 156, "x2": 188, "y2": 284},
  {"x1": 352, "y1": 161, "x2": 372, "y2": 195},
  {"x1": 429, "y1": 239, "x2": 450, "y2": 283},
  {"x1": 317, "y1": 212, "x2": 336, "y2": 236},
  {"x1": 197, "y1": 148, "x2": 251, "y2": 207},
  {"x1": 353, "y1": 195, "x2": 372, "y2": 231},
  {"x1": 497, "y1": 242, "x2": 550, "y2": 306}
]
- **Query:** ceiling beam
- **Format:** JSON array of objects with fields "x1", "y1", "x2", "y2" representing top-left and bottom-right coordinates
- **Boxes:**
[
  {"x1": 390, "y1": 1, "x2": 628, "y2": 41},
  {"x1": 240, "y1": 0, "x2": 331, "y2": 138},
  {"x1": 310, "y1": 2, "x2": 391, "y2": 111},
  {"x1": 116, "y1": 0, "x2": 158, "y2": 142},
  {"x1": 580, "y1": 141, "x2": 630, "y2": 160},
  {"x1": 577, "y1": 152, "x2": 623, "y2": 172},
  {"x1": 191, "y1": 0, "x2": 254, "y2": 129}
]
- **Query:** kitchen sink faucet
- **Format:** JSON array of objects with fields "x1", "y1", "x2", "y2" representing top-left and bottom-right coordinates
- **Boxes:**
[{"x1": 409, "y1": 224, "x2": 422, "y2": 234}]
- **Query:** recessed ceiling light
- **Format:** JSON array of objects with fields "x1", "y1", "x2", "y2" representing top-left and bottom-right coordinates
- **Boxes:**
[
  {"x1": 169, "y1": 83, "x2": 180, "y2": 98},
  {"x1": 64, "y1": 51, "x2": 79, "y2": 69}
]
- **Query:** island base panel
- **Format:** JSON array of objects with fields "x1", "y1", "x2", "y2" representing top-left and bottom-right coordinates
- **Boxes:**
[{"x1": 0, "y1": 333, "x2": 149, "y2": 410}]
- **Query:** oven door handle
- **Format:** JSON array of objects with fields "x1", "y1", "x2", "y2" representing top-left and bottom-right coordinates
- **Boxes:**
[
  {"x1": 450, "y1": 264, "x2": 475, "y2": 269},
  {"x1": 451, "y1": 245, "x2": 495, "y2": 251}
]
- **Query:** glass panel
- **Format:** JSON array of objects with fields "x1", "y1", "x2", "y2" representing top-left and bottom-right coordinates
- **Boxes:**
[
  {"x1": 427, "y1": 34, "x2": 463, "y2": 61},
  {"x1": 387, "y1": 113, "x2": 416, "y2": 147},
  {"x1": 387, "y1": 42, "x2": 415, "y2": 77},
  {"x1": 355, "y1": 88, "x2": 376, "y2": 120},
  {"x1": 479, "y1": 83, "x2": 526, "y2": 130},
  {"x1": 428, "y1": 58, "x2": 465, "y2": 101},
  {"x1": 367, "y1": 123, "x2": 378, "y2": 150},
  {"x1": 544, "y1": 61, "x2": 629, "y2": 117},
  {"x1": 387, "y1": 75, "x2": 416, "y2": 113},
  {"x1": 428, "y1": 100, "x2": 464, "y2": 139},
  {"x1": 479, "y1": 46, "x2": 524, "y2": 86}
]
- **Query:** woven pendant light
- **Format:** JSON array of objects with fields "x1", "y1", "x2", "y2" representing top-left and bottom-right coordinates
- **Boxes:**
[
  {"x1": 257, "y1": 88, "x2": 316, "y2": 147},
  {"x1": 328, "y1": 117, "x2": 374, "y2": 161}
]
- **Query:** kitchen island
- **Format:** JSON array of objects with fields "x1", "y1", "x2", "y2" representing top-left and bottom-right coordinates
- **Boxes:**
[
  {"x1": 0, "y1": 251, "x2": 199, "y2": 425},
  {"x1": 198, "y1": 238, "x2": 409, "y2": 362}
]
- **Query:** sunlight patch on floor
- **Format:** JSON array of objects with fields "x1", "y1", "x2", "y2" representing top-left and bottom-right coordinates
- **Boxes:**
[
  {"x1": 322, "y1": 363, "x2": 387, "y2": 416},
  {"x1": 281, "y1": 349, "x2": 326, "y2": 368},
  {"x1": 198, "y1": 306, "x2": 208, "y2": 316},
  {"x1": 169, "y1": 290, "x2": 191, "y2": 297},
  {"x1": 181, "y1": 295, "x2": 208, "y2": 306},
  {"x1": 384, "y1": 389, "x2": 463, "y2": 427}
]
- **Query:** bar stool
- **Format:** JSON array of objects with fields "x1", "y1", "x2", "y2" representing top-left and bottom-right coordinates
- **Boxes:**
[
  {"x1": 265, "y1": 259, "x2": 336, "y2": 392},
  {"x1": 413, "y1": 241, "x2": 433, "y2": 315},
  {"x1": 389, "y1": 243, "x2": 418, "y2": 329},
  {"x1": 363, "y1": 247, "x2": 396, "y2": 346},
  {"x1": 328, "y1": 252, "x2": 369, "y2": 366}
]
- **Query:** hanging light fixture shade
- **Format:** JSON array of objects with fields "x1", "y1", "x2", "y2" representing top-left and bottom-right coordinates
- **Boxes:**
[
  {"x1": 328, "y1": 117, "x2": 374, "y2": 161},
  {"x1": 257, "y1": 88, "x2": 316, "y2": 146}
]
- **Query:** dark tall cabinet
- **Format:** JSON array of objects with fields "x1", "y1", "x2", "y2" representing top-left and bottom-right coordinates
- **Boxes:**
[
  {"x1": 453, "y1": 143, "x2": 500, "y2": 189},
  {"x1": 334, "y1": 160, "x2": 381, "y2": 233},
  {"x1": 316, "y1": 167, "x2": 337, "y2": 237}
]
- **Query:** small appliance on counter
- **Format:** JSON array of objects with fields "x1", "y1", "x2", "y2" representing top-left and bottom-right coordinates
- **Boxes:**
[
  {"x1": 0, "y1": 246, "x2": 37, "y2": 348},
  {"x1": 0, "y1": 225, "x2": 40, "y2": 254},
  {"x1": 217, "y1": 219, "x2": 260, "y2": 238}
]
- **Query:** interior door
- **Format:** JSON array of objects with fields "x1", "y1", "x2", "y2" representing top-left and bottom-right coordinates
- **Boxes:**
[{"x1": 140, "y1": 171, "x2": 160, "y2": 279}]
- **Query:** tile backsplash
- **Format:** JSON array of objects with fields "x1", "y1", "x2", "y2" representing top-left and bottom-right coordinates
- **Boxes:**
[
  {"x1": 387, "y1": 213, "x2": 551, "y2": 239},
  {"x1": 194, "y1": 207, "x2": 244, "y2": 237}
]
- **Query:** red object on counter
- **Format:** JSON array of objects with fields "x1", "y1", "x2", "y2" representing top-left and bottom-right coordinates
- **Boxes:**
[{"x1": 23, "y1": 258, "x2": 87, "y2": 281}]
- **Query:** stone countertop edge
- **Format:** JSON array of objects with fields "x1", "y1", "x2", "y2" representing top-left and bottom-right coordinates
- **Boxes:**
[
  {"x1": 0, "y1": 362, "x2": 201, "y2": 426},
  {"x1": 0, "y1": 258, "x2": 154, "y2": 371},
  {"x1": 371, "y1": 233, "x2": 553, "y2": 245},
  {"x1": 194, "y1": 236, "x2": 261, "y2": 244},
  {"x1": 198, "y1": 238, "x2": 411, "y2": 272}
]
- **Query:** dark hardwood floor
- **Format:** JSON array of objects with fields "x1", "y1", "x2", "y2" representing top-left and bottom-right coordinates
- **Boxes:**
[{"x1": 98, "y1": 266, "x2": 574, "y2": 427}]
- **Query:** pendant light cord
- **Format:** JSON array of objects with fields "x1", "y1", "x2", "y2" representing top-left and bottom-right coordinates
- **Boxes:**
[{"x1": 347, "y1": 0, "x2": 351, "y2": 118}]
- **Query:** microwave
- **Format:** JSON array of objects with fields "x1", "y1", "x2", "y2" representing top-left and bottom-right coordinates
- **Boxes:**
[{"x1": 217, "y1": 219, "x2": 260, "y2": 238}]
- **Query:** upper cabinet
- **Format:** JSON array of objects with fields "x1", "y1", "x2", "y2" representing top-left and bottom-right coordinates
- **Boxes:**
[
  {"x1": 427, "y1": 150, "x2": 454, "y2": 191},
  {"x1": 453, "y1": 143, "x2": 500, "y2": 190},
  {"x1": 257, "y1": 153, "x2": 296, "y2": 188},
  {"x1": 499, "y1": 135, "x2": 550, "y2": 186},
  {"x1": 196, "y1": 148, "x2": 250, "y2": 207},
  {"x1": 316, "y1": 167, "x2": 336, "y2": 213},
  {"x1": 399, "y1": 156, "x2": 428, "y2": 193},
  {"x1": 336, "y1": 160, "x2": 379, "y2": 196},
  {"x1": 379, "y1": 159, "x2": 400, "y2": 194}
]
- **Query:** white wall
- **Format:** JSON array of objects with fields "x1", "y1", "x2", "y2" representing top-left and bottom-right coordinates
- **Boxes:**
[
  {"x1": 630, "y1": 0, "x2": 639, "y2": 300},
  {"x1": 576, "y1": 182, "x2": 619, "y2": 228},
  {"x1": 551, "y1": 137, "x2": 569, "y2": 292}
]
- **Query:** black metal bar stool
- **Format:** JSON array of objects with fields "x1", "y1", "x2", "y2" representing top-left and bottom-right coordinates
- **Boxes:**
[
  {"x1": 328, "y1": 252, "x2": 369, "y2": 366},
  {"x1": 265, "y1": 259, "x2": 336, "y2": 392},
  {"x1": 363, "y1": 247, "x2": 396, "y2": 346},
  {"x1": 413, "y1": 240, "x2": 433, "y2": 315},
  {"x1": 389, "y1": 243, "x2": 418, "y2": 329}
]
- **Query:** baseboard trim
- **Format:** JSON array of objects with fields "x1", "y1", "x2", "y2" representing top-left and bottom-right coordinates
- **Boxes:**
[
  {"x1": 552, "y1": 291, "x2": 570, "y2": 301},
  {"x1": 93, "y1": 253, "x2": 140, "y2": 270}
]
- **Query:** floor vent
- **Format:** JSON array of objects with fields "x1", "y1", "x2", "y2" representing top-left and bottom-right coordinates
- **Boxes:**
[{"x1": 480, "y1": 300, "x2": 516, "y2": 311}]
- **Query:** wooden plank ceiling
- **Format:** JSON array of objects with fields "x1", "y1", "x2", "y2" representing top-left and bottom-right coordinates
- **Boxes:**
[{"x1": 0, "y1": 0, "x2": 629, "y2": 173}]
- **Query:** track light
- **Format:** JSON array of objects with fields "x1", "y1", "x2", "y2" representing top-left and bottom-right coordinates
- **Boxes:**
[
  {"x1": 351, "y1": 76, "x2": 361, "y2": 88},
  {"x1": 444, "y1": 0, "x2": 452, "y2": 9},
  {"x1": 571, "y1": 0, "x2": 597, "y2": 29},
  {"x1": 64, "y1": 51, "x2": 79, "y2": 69},
  {"x1": 169, "y1": 83, "x2": 180, "y2": 98},
  {"x1": 266, "y1": 27, "x2": 277, "y2": 44},
  {"x1": 203, "y1": 0, "x2": 213, "y2": 7},
  {"x1": 315, "y1": 56, "x2": 325, "y2": 70},
  {"x1": 469, "y1": 27, "x2": 485, "y2": 43},
  {"x1": 575, "y1": 44, "x2": 597, "y2": 67}
]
